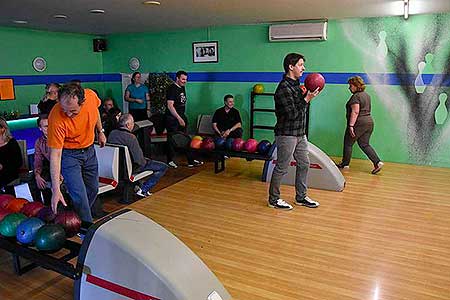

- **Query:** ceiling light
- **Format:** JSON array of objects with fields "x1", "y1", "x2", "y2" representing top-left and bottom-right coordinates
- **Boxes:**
[
  {"x1": 13, "y1": 20, "x2": 28, "y2": 24},
  {"x1": 89, "y1": 9, "x2": 105, "y2": 14},
  {"x1": 143, "y1": 1, "x2": 161, "y2": 5},
  {"x1": 53, "y1": 14, "x2": 68, "y2": 19},
  {"x1": 404, "y1": 0, "x2": 409, "y2": 19}
]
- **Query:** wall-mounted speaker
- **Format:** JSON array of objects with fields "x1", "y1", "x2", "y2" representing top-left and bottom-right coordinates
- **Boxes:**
[{"x1": 93, "y1": 38, "x2": 107, "y2": 52}]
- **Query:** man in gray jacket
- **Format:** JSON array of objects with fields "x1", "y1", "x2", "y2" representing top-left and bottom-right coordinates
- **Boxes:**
[{"x1": 108, "y1": 113, "x2": 168, "y2": 197}]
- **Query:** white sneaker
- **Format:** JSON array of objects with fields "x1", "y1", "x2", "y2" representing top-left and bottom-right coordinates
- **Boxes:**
[
  {"x1": 372, "y1": 161, "x2": 384, "y2": 174},
  {"x1": 136, "y1": 188, "x2": 153, "y2": 198},
  {"x1": 168, "y1": 161, "x2": 178, "y2": 168},
  {"x1": 268, "y1": 198, "x2": 293, "y2": 210},
  {"x1": 295, "y1": 196, "x2": 319, "y2": 208},
  {"x1": 187, "y1": 160, "x2": 204, "y2": 168}
]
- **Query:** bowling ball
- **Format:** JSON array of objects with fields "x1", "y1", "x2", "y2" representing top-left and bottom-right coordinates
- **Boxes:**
[
  {"x1": 253, "y1": 84, "x2": 264, "y2": 94},
  {"x1": 37, "y1": 206, "x2": 57, "y2": 223},
  {"x1": 6, "y1": 198, "x2": 29, "y2": 213},
  {"x1": 54, "y1": 211, "x2": 82, "y2": 238},
  {"x1": 192, "y1": 135, "x2": 203, "y2": 141},
  {"x1": 0, "y1": 213, "x2": 27, "y2": 237},
  {"x1": 214, "y1": 137, "x2": 226, "y2": 150},
  {"x1": 35, "y1": 224, "x2": 66, "y2": 252},
  {"x1": 0, "y1": 207, "x2": 11, "y2": 222},
  {"x1": 190, "y1": 139, "x2": 202, "y2": 149},
  {"x1": 257, "y1": 140, "x2": 272, "y2": 155},
  {"x1": 0, "y1": 194, "x2": 15, "y2": 209},
  {"x1": 225, "y1": 138, "x2": 234, "y2": 151},
  {"x1": 232, "y1": 138, "x2": 246, "y2": 152},
  {"x1": 244, "y1": 139, "x2": 259, "y2": 153},
  {"x1": 16, "y1": 217, "x2": 45, "y2": 245},
  {"x1": 21, "y1": 201, "x2": 44, "y2": 217},
  {"x1": 201, "y1": 138, "x2": 215, "y2": 151},
  {"x1": 304, "y1": 73, "x2": 325, "y2": 92}
]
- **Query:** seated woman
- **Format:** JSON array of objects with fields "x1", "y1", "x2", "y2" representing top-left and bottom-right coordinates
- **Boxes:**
[{"x1": 0, "y1": 117, "x2": 23, "y2": 191}]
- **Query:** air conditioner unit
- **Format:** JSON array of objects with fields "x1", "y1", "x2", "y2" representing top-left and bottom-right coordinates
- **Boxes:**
[{"x1": 269, "y1": 21, "x2": 327, "y2": 42}]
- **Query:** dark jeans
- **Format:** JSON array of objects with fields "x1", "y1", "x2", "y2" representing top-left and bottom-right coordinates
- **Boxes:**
[
  {"x1": 217, "y1": 127, "x2": 243, "y2": 139},
  {"x1": 129, "y1": 109, "x2": 148, "y2": 122},
  {"x1": 165, "y1": 114, "x2": 195, "y2": 164},
  {"x1": 341, "y1": 120, "x2": 381, "y2": 166},
  {"x1": 138, "y1": 160, "x2": 168, "y2": 193},
  {"x1": 61, "y1": 145, "x2": 98, "y2": 222}
]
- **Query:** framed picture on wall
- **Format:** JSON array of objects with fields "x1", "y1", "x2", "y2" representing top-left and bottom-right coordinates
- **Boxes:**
[{"x1": 192, "y1": 41, "x2": 218, "y2": 63}]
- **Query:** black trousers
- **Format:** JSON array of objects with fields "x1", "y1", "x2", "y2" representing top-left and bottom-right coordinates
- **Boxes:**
[{"x1": 165, "y1": 114, "x2": 194, "y2": 164}]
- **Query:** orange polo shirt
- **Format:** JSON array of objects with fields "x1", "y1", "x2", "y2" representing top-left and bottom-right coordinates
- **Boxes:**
[{"x1": 48, "y1": 89, "x2": 101, "y2": 149}]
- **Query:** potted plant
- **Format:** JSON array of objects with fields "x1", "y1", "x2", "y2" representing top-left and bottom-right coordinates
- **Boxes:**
[{"x1": 145, "y1": 72, "x2": 174, "y2": 134}]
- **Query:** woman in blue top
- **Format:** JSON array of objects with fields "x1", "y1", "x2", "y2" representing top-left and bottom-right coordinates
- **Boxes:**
[{"x1": 124, "y1": 72, "x2": 150, "y2": 121}]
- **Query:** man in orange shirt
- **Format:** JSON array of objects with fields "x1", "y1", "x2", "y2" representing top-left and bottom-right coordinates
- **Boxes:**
[{"x1": 48, "y1": 83, "x2": 106, "y2": 222}]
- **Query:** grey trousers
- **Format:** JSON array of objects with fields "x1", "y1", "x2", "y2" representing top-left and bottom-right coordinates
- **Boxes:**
[{"x1": 269, "y1": 135, "x2": 309, "y2": 203}]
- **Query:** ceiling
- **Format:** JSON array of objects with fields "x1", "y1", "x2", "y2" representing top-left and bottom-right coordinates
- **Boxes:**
[{"x1": 1, "y1": 0, "x2": 450, "y2": 35}]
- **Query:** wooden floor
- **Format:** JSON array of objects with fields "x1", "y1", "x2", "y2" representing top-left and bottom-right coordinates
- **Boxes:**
[{"x1": 1, "y1": 158, "x2": 450, "y2": 299}]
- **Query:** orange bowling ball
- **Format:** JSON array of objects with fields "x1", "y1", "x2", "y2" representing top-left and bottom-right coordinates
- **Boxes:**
[
  {"x1": 6, "y1": 198, "x2": 29, "y2": 213},
  {"x1": 190, "y1": 139, "x2": 203, "y2": 149}
]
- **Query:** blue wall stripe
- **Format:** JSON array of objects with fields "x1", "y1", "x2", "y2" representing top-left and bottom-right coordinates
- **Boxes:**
[
  {"x1": 0, "y1": 73, "x2": 121, "y2": 85},
  {"x1": 1, "y1": 72, "x2": 448, "y2": 86}
]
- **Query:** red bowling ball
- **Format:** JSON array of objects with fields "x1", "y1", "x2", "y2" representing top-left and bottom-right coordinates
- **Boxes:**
[
  {"x1": 304, "y1": 73, "x2": 325, "y2": 92},
  {"x1": 201, "y1": 138, "x2": 215, "y2": 151},
  {"x1": 0, "y1": 194, "x2": 14, "y2": 210},
  {"x1": 54, "y1": 211, "x2": 82, "y2": 238},
  {"x1": 244, "y1": 139, "x2": 259, "y2": 153},
  {"x1": 21, "y1": 201, "x2": 45, "y2": 217},
  {"x1": 232, "y1": 138, "x2": 246, "y2": 152}
]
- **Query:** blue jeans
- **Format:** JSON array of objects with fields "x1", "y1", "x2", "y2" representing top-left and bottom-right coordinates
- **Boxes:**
[
  {"x1": 138, "y1": 160, "x2": 168, "y2": 193},
  {"x1": 61, "y1": 145, "x2": 98, "y2": 223}
]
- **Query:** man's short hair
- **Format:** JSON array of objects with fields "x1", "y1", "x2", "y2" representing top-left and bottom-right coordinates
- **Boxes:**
[
  {"x1": 224, "y1": 94, "x2": 234, "y2": 102},
  {"x1": 59, "y1": 83, "x2": 85, "y2": 105},
  {"x1": 283, "y1": 53, "x2": 305, "y2": 74},
  {"x1": 37, "y1": 114, "x2": 48, "y2": 127},
  {"x1": 176, "y1": 70, "x2": 188, "y2": 78},
  {"x1": 118, "y1": 113, "x2": 134, "y2": 128}
]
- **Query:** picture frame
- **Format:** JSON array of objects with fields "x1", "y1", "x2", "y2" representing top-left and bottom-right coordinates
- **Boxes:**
[{"x1": 192, "y1": 41, "x2": 219, "y2": 63}]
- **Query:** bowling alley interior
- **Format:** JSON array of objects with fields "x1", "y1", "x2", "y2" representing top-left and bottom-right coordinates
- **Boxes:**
[{"x1": 1, "y1": 1, "x2": 450, "y2": 300}]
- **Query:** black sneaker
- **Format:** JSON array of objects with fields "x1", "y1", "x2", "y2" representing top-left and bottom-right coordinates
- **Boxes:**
[
  {"x1": 268, "y1": 199, "x2": 293, "y2": 210},
  {"x1": 336, "y1": 163, "x2": 349, "y2": 169},
  {"x1": 188, "y1": 160, "x2": 204, "y2": 168},
  {"x1": 295, "y1": 196, "x2": 320, "y2": 208},
  {"x1": 371, "y1": 161, "x2": 384, "y2": 174}
]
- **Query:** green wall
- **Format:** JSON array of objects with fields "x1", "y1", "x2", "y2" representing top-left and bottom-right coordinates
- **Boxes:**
[
  {"x1": 103, "y1": 13, "x2": 450, "y2": 167},
  {"x1": 2, "y1": 12, "x2": 449, "y2": 168},
  {"x1": 0, "y1": 26, "x2": 104, "y2": 114}
]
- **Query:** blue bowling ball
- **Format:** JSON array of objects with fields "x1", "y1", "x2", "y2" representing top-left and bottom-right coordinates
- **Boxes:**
[
  {"x1": 225, "y1": 138, "x2": 235, "y2": 151},
  {"x1": 214, "y1": 137, "x2": 226, "y2": 150},
  {"x1": 257, "y1": 140, "x2": 272, "y2": 155},
  {"x1": 16, "y1": 217, "x2": 45, "y2": 245}
]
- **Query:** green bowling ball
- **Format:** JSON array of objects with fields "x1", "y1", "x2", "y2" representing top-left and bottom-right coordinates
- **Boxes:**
[
  {"x1": 0, "y1": 213, "x2": 27, "y2": 237},
  {"x1": 34, "y1": 224, "x2": 66, "y2": 252}
]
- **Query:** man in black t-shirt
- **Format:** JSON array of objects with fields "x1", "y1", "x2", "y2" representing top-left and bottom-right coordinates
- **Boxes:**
[
  {"x1": 212, "y1": 94, "x2": 243, "y2": 138},
  {"x1": 164, "y1": 70, "x2": 203, "y2": 169}
]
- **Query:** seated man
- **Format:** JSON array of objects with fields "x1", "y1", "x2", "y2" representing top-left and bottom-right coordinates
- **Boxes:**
[
  {"x1": 32, "y1": 115, "x2": 52, "y2": 203},
  {"x1": 108, "y1": 113, "x2": 168, "y2": 197},
  {"x1": 100, "y1": 97, "x2": 115, "y2": 123},
  {"x1": 212, "y1": 94, "x2": 243, "y2": 138}
]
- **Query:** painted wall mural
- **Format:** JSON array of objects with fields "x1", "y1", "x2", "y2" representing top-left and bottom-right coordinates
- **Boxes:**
[{"x1": 340, "y1": 14, "x2": 450, "y2": 165}]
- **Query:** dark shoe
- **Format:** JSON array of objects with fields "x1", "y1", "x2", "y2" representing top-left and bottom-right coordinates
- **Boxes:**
[
  {"x1": 92, "y1": 210, "x2": 109, "y2": 218},
  {"x1": 268, "y1": 199, "x2": 293, "y2": 210},
  {"x1": 336, "y1": 163, "x2": 349, "y2": 169},
  {"x1": 371, "y1": 161, "x2": 384, "y2": 174},
  {"x1": 295, "y1": 196, "x2": 320, "y2": 208}
]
